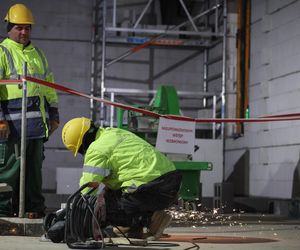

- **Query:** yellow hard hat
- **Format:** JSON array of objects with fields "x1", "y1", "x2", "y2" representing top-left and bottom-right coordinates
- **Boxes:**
[
  {"x1": 5, "y1": 4, "x2": 34, "y2": 24},
  {"x1": 62, "y1": 117, "x2": 91, "y2": 156}
]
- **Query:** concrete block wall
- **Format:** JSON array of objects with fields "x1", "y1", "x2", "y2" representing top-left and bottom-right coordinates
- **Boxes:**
[{"x1": 226, "y1": 0, "x2": 300, "y2": 199}]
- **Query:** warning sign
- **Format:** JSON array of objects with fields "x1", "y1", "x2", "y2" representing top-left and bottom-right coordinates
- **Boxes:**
[{"x1": 156, "y1": 117, "x2": 195, "y2": 154}]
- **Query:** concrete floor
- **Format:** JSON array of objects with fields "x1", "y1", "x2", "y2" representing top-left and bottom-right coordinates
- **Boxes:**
[{"x1": 0, "y1": 214, "x2": 299, "y2": 250}]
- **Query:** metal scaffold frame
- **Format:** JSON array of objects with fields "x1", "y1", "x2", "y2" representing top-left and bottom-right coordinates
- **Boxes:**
[{"x1": 90, "y1": 0, "x2": 227, "y2": 139}]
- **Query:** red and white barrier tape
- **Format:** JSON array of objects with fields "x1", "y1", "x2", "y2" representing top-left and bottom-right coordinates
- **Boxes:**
[{"x1": 1, "y1": 77, "x2": 300, "y2": 123}]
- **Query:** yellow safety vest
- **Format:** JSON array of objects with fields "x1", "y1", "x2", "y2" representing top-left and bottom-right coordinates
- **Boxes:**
[
  {"x1": 0, "y1": 38, "x2": 59, "y2": 139},
  {"x1": 80, "y1": 128, "x2": 176, "y2": 193}
]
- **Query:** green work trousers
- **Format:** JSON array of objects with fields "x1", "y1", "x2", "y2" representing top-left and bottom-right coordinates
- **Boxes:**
[{"x1": 0, "y1": 139, "x2": 45, "y2": 216}]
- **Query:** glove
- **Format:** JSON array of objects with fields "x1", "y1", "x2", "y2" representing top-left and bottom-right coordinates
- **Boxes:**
[
  {"x1": 0, "y1": 121, "x2": 10, "y2": 140},
  {"x1": 49, "y1": 120, "x2": 59, "y2": 136}
]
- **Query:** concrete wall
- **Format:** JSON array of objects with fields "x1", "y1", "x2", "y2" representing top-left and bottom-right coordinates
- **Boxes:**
[{"x1": 225, "y1": 0, "x2": 300, "y2": 199}]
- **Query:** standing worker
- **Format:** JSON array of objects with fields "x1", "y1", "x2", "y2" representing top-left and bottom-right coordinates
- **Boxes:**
[
  {"x1": 61, "y1": 117, "x2": 182, "y2": 240},
  {"x1": 0, "y1": 4, "x2": 59, "y2": 217}
]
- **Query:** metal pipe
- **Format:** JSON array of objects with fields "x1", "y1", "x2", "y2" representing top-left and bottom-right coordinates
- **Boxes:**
[
  {"x1": 113, "y1": 0, "x2": 117, "y2": 27},
  {"x1": 19, "y1": 62, "x2": 27, "y2": 218},
  {"x1": 106, "y1": 27, "x2": 222, "y2": 37},
  {"x1": 221, "y1": 0, "x2": 227, "y2": 182},
  {"x1": 221, "y1": 0, "x2": 227, "y2": 138},
  {"x1": 213, "y1": 95, "x2": 217, "y2": 139},
  {"x1": 215, "y1": 0, "x2": 219, "y2": 33},
  {"x1": 203, "y1": 48, "x2": 208, "y2": 107},
  {"x1": 173, "y1": 4, "x2": 220, "y2": 32},
  {"x1": 90, "y1": 0, "x2": 97, "y2": 120},
  {"x1": 179, "y1": 0, "x2": 198, "y2": 31},
  {"x1": 110, "y1": 92, "x2": 114, "y2": 127},
  {"x1": 100, "y1": 0, "x2": 107, "y2": 127},
  {"x1": 133, "y1": 0, "x2": 154, "y2": 29},
  {"x1": 105, "y1": 87, "x2": 218, "y2": 97}
]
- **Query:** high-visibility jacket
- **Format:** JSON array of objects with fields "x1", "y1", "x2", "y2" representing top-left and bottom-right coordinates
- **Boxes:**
[
  {"x1": 80, "y1": 128, "x2": 176, "y2": 192},
  {"x1": 0, "y1": 38, "x2": 59, "y2": 140}
]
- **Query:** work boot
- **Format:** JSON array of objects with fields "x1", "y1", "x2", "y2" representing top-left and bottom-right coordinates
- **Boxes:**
[
  {"x1": 112, "y1": 226, "x2": 130, "y2": 236},
  {"x1": 113, "y1": 226, "x2": 144, "y2": 239},
  {"x1": 143, "y1": 210, "x2": 172, "y2": 240},
  {"x1": 25, "y1": 212, "x2": 45, "y2": 219},
  {"x1": 127, "y1": 227, "x2": 144, "y2": 239}
]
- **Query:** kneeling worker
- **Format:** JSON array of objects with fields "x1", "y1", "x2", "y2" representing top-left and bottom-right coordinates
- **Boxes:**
[{"x1": 61, "y1": 117, "x2": 182, "y2": 240}]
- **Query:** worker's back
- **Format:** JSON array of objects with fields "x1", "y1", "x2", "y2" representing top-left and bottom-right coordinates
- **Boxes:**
[{"x1": 82, "y1": 127, "x2": 176, "y2": 190}]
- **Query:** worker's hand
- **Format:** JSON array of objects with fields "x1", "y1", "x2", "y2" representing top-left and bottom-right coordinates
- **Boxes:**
[
  {"x1": 0, "y1": 120, "x2": 10, "y2": 140},
  {"x1": 49, "y1": 120, "x2": 59, "y2": 136}
]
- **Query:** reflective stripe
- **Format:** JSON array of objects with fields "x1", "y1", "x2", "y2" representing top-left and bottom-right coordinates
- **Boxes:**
[
  {"x1": 28, "y1": 73, "x2": 46, "y2": 80},
  {"x1": 9, "y1": 73, "x2": 45, "y2": 80},
  {"x1": 5, "y1": 111, "x2": 43, "y2": 121},
  {"x1": 49, "y1": 103, "x2": 58, "y2": 108},
  {"x1": 0, "y1": 45, "x2": 47, "y2": 80},
  {"x1": 0, "y1": 45, "x2": 18, "y2": 79},
  {"x1": 125, "y1": 184, "x2": 138, "y2": 193},
  {"x1": 83, "y1": 165, "x2": 111, "y2": 177},
  {"x1": 35, "y1": 47, "x2": 48, "y2": 78}
]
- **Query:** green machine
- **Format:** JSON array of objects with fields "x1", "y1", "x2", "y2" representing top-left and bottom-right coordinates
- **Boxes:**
[{"x1": 117, "y1": 85, "x2": 213, "y2": 209}]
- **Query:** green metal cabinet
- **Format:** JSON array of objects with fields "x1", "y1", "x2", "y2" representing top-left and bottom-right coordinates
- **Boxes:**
[{"x1": 174, "y1": 161, "x2": 212, "y2": 201}]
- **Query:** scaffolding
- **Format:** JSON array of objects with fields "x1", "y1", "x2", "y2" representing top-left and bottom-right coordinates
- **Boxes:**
[{"x1": 90, "y1": 0, "x2": 227, "y2": 139}]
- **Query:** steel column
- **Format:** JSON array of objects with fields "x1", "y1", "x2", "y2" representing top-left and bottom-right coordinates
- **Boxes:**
[
  {"x1": 133, "y1": 0, "x2": 154, "y2": 28},
  {"x1": 19, "y1": 62, "x2": 27, "y2": 218},
  {"x1": 221, "y1": 0, "x2": 227, "y2": 182},
  {"x1": 100, "y1": 0, "x2": 107, "y2": 126}
]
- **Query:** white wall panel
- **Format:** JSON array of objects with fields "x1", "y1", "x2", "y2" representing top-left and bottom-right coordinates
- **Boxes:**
[
  {"x1": 251, "y1": 0, "x2": 266, "y2": 22},
  {"x1": 43, "y1": 151, "x2": 84, "y2": 190},
  {"x1": 273, "y1": 18, "x2": 300, "y2": 45},
  {"x1": 246, "y1": 127, "x2": 300, "y2": 148},
  {"x1": 225, "y1": 0, "x2": 300, "y2": 198},
  {"x1": 42, "y1": 167, "x2": 57, "y2": 190},
  {"x1": 226, "y1": 136, "x2": 247, "y2": 151},
  {"x1": 261, "y1": 14, "x2": 272, "y2": 33},
  {"x1": 193, "y1": 139, "x2": 223, "y2": 197},
  {"x1": 267, "y1": 90, "x2": 300, "y2": 113},
  {"x1": 249, "y1": 81, "x2": 270, "y2": 102},
  {"x1": 249, "y1": 179, "x2": 293, "y2": 198},
  {"x1": 268, "y1": 120, "x2": 300, "y2": 130},
  {"x1": 249, "y1": 144, "x2": 299, "y2": 198},
  {"x1": 224, "y1": 149, "x2": 246, "y2": 180},
  {"x1": 56, "y1": 168, "x2": 82, "y2": 194},
  {"x1": 267, "y1": 0, "x2": 300, "y2": 24},
  {"x1": 270, "y1": 73, "x2": 300, "y2": 96},
  {"x1": 249, "y1": 66, "x2": 272, "y2": 84},
  {"x1": 270, "y1": 34, "x2": 300, "y2": 59},
  {"x1": 250, "y1": 98, "x2": 268, "y2": 117}
]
